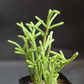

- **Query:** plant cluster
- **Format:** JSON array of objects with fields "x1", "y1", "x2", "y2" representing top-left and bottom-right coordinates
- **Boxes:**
[{"x1": 8, "y1": 9, "x2": 79, "y2": 84}]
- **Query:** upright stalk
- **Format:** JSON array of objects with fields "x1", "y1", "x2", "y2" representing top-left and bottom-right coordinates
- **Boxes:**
[{"x1": 43, "y1": 28, "x2": 49, "y2": 53}]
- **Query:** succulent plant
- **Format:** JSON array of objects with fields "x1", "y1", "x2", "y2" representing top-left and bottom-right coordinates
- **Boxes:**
[{"x1": 8, "y1": 9, "x2": 79, "y2": 84}]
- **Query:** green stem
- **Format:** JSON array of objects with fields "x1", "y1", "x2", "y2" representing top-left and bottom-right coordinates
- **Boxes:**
[
  {"x1": 68, "y1": 52, "x2": 79, "y2": 62},
  {"x1": 46, "y1": 44, "x2": 51, "y2": 59},
  {"x1": 26, "y1": 59, "x2": 34, "y2": 82},
  {"x1": 54, "y1": 63, "x2": 65, "y2": 74},
  {"x1": 28, "y1": 66, "x2": 34, "y2": 82},
  {"x1": 51, "y1": 68, "x2": 54, "y2": 84},
  {"x1": 49, "y1": 13, "x2": 58, "y2": 27},
  {"x1": 34, "y1": 66, "x2": 42, "y2": 84},
  {"x1": 49, "y1": 22, "x2": 64, "y2": 30},
  {"x1": 43, "y1": 28, "x2": 49, "y2": 54}
]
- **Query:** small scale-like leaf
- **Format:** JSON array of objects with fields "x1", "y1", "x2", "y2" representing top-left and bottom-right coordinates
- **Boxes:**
[
  {"x1": 53, "y1": 73, "x2": 59, "y2": 77},
  {"x1": 20, "y1": 22, "x2": 30, "y2": 36},
  {"x1": 39, "y1": 40, "x2": 44, "y2": 53},
  {"x1": 16, "y1": 23, "x2": 21, "y2": 27},
  {"x1": 42, "y1": 64, "x2": 46, "y2": 81},
  {"x1": 48, "y1": 9, "x2": 52, "y2": 15},
  {"x1": 8, "y1": 40, "x2": 22, "y2": 49},
  {"x1": 49, "y1": 59, "x2": 51, "y2": 72},
  {"x1": 35, "y1": 21, "x2": 41, "y2": 27},
  {"x1": 28, "y1": 65, "x2": 34, "y2": 68},
  {"x1": 46, "y1": 71, "x2": 50, "y2": 77},
  {"x1": 28, "y1": 49, "x2": 38, "y2": 52},
  {"x1": 26, "y1": 60, "x2": 34, "y2": 65},
  {"x1": 15, "y1": 51, "x2": 25, "y2": 55},
  {"x1": 49, "y1": 13, "x2": 58, "y2": 26},
  {"x1": 18, "y1": 35, "x2": 26, "y2": 42},
  {"x1": 50, "y1": 51, "x2": 61, "y2": 56},
  {"x1": 49, "y1": 22, "x2": 64, "y2": 30},
  {"x1": 35, "y1": 16, "x2": 46, "y2": 28},
  {"x1": 59, "y1": 50, "x2": 65, "y2": 58},
  {"x1": 30, "y1": 21, "x2": 34, "y2": 25},
  {"x1": 48, "y1": 10, "x2": 60, "y2": 20},
  {"x1": 26, "y1": 23, "x2": 45, "y2": 37},
  {"x1": 27, "y1": 31, "x2": 35, "y2": 42},
  {"x1": 15, "y1": 47, "x2": 21, "y2": 51},
  {"x1": 54, "y1": 62, "x2": 60, "y2": 70},
  {"x1": 68, "y1": 52, "x2": 79, "y2": 62},
  {"x1": 34, "y1": 32, "x2": 41, "y2": 39},
  {"x1": 45, "y1": 39, "x2": 54, "y2": 50}
]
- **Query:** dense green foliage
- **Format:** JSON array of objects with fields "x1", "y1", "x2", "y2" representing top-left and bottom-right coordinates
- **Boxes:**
[{"x1": 8, "y1": 9, "x2": 79, "y2": 84}]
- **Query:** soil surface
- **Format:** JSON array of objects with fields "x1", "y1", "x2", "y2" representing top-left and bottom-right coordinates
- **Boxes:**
[
  {"x1": 57, "y1": 78, "x2": 66, "y2": 84},
  {"x1": 30, "y1": 78, "x2": 66, "y2": 84}
]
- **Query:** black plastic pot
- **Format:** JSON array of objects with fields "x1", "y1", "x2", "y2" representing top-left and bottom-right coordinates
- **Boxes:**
[{"x1": 19, "y1": 72, "x2": 72, "y2": 84}]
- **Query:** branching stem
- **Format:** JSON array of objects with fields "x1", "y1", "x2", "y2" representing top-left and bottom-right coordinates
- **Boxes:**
[{"x1": 8, "y1": 9, "x2": 79, "y2": 84}]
